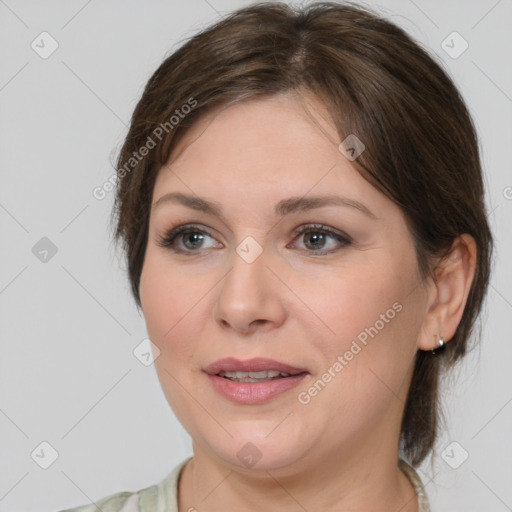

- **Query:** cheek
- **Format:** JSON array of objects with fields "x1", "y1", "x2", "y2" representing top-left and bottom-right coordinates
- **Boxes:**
[
  {"x1": 294, "y1": 249, "x2": 415, "y2": 347},
  {"x1": 300, "y1": 247, "x2": 422, "y2": 399},
  {"x1": 139, "y1": 257, "x2": 171, "y2": 340},
  {"x1": 139, "y1": 250, "x2": 199, "y2": 352},
  {"x1": 139, "y1": 253, "x2": 201, "y2": 415}
]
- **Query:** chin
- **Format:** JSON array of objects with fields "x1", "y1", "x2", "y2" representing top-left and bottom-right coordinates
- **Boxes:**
[{"x1": 199, "y1": 427, "x2": 312, "y2": 473}]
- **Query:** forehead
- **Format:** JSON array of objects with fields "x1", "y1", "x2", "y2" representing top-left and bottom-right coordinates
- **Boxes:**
[
  {"x1": 172, "y1": 93, "x2": 335, "y2": 159},
  {"x1": 151, "y1": 93, "x2": 396, "y2": 222}
]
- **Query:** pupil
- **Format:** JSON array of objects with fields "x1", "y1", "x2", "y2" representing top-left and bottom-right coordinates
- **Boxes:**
[
  {"x1": 306, "y1": 233, "x2": 325, "y2": 249},
  {"x1": 185, "y1": 232, "x2": 203, "y2": 249}
]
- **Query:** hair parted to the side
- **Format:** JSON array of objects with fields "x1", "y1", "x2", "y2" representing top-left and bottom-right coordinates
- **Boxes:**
[{"x1": 110, "y1": 1, "x2": 493, "y2": 466}]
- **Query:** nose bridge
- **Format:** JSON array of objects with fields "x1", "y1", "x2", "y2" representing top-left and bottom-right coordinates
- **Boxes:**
[
  {"x1": 212, "y1": 237, "x2": 286, "y2": 332},
  {"x1": 224, "y1": 239, "x2": 270, "y2": 306}
]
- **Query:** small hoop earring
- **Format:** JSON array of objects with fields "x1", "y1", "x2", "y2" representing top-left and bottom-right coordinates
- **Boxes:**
[{"x1": 432, "y1": 335, "x2": 445, "y2": 354}]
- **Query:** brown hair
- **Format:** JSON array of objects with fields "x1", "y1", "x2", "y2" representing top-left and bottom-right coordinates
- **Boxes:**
[{"x1": 111, "y1": 1, "x2": 493, "y2": 466}]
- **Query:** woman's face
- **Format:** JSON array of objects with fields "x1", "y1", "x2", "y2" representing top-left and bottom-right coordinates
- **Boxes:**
[{"x1": 139, "y1": 92, "x2": 432, "y2": 474}]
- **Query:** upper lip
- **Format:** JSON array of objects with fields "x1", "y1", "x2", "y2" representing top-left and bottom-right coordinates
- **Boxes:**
[{"x1": 203, "y1": 357, "x2": 308, "y2": 376}]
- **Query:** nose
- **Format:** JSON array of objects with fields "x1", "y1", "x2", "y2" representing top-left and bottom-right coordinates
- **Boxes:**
[{"x1": 211, "y1": 242, "x2": 287, "y2": 335}]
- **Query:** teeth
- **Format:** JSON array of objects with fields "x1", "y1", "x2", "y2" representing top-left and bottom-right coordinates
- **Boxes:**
[{"x1": 218, "y1": 370, "x2": 292, "y2": 381}]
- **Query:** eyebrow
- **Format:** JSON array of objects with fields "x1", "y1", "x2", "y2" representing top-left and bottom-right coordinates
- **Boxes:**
[{"x1": 152, "y1": 192, "x2": 377, "y2": 219}]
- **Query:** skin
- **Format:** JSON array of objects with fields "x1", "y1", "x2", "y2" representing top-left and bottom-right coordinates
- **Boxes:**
[{"x1": 139, "y1": 91, "x2": 477, "y2": 511}]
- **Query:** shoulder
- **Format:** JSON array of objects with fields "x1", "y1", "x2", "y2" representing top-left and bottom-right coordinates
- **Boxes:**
[
  {"x1": 56, "y1": 457, "x2": 192, "y2": 512},
  {"x1": 57, "y1": 491, "x2": 143, "y2": 512},
  {"x1": 57, "y1": 487, "x2": 153, "y2": 512}
]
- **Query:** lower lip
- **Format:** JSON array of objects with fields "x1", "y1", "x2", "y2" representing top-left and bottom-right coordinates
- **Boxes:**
[{"x1": 206, "y1": 373, "x2": 308, "y2": 404}]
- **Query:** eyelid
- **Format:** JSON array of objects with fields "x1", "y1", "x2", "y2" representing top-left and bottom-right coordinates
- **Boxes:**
[{"x1": 291, "y1": 223, "x2": 351, "y2": 242}]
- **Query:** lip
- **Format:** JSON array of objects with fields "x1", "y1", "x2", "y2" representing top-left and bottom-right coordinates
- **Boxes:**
[
  {"x1": 203, "y1": 357, "x2": 308, "y2": 375},
  {"x1": 203, "y1": 357, "x2": 309, "y2": 405}
]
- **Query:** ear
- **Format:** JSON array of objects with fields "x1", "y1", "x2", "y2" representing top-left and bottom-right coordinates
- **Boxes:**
[{"x1": 418, "y1": 234, "x2": 478, "y2": 351}]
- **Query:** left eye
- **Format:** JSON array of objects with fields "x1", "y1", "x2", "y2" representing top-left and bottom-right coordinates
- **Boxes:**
[{"x1": 290, "y1": 224, "x2": 351, "y2": 253}]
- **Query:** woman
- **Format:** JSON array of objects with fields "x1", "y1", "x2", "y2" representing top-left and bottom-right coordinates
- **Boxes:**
[{"x1": 60, "y1": 1, "x2": 493, "y2": 511}]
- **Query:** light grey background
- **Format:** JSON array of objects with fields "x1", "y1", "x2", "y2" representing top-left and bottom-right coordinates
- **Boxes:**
[{"x1": 1, "y1": 1, "x2": 510, "y2": 511}]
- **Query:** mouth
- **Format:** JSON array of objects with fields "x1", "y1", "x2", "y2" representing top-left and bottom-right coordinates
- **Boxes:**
[
  {"x1": 203, "y1": 357, "x2": 309, "y2": 380},
  {"x1": 203, "y1": 357, "x2": 309, "y2": 403},
  {"x1": 217, "y1": 369, "x2": 306, "y2": 383}
]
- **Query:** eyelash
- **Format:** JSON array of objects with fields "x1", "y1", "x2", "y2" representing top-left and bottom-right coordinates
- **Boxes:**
[{"x1": 156, "y1": 223, "x2": 352, "y2": 256}]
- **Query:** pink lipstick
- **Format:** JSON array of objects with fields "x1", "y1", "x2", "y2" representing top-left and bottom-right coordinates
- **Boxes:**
[{"x1": 203, "y1": 357, "x2": 309, "y2": 404}]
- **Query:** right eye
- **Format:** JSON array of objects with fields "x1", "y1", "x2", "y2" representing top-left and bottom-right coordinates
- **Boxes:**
[{"x1": 156, "y1": 224, "x2": 222, "y2": 253}]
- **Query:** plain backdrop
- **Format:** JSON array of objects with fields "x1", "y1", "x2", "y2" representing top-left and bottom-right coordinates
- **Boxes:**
[{"x1": 1, "y1": 1, "x2": 511, "y2": 511}]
